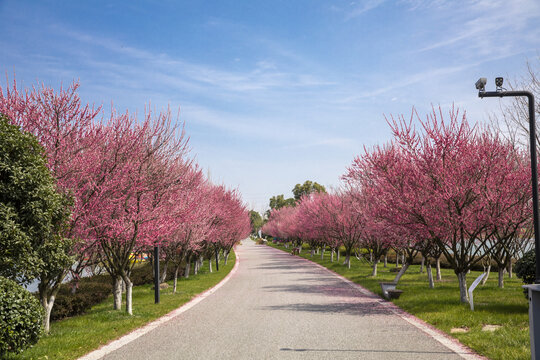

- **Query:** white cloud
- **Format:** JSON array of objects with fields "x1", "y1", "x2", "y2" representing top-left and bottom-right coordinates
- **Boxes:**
[{"x1": 345, "y1": 0, "x2": 386, "y2": 20}]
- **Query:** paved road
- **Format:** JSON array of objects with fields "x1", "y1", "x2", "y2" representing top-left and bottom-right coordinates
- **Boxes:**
[{"x1": 102, "y1": 239, "x2": 468, "y2": 359}]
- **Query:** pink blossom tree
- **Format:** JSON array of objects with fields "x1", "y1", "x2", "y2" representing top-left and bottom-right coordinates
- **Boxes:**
[{"x1": 347, "y1": 106, "x2": 530, "y2": 303}]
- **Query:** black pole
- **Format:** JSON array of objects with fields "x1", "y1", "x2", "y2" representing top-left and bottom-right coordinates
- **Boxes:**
[
  {"x1": 154, "y1": 245, "x2": 160, "y2": 304},
  {"x1": 479, "y1": 90, "x2": 539, "y2": 282},
  {"x1": 215, "y1": 248, "x2": 219, "y2": 271}
]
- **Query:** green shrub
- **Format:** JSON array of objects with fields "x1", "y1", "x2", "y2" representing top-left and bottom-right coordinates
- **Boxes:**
[
  {"x1": 515, "y1": 249, "x2": 536, "y2": 285},
  {"x1": 51, "y1": 277, "x2": 112, "y2": 321},
  {"x1": 0, "y1": 277, "x2": 44, "y2": 355}
]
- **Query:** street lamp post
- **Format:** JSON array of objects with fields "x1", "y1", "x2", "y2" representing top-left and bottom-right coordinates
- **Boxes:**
[
  {"x1": 477, "y1": 77, "x2": 537, "y2": 359},
  {"x1": 154, "y1": 245, "x2": 160, "y2": 304}
]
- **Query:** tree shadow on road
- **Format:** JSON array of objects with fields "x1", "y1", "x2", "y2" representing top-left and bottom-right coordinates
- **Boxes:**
[
  {"x1": 261, "y1": 283, "x2": 370, "y2": 299},
  {"x1": 279, "y1": 347, "x2": 459, "y2": 356},
  {"x1": 259, "y1": 300, "x2": 390, "y2": 317}
]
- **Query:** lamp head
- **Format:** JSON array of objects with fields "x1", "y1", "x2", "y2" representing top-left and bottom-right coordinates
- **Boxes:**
[
  {"x1": 475, "y1": 78, "x2": 487, "y2": 91},
  {"x1": 495, "y1": 77, "x2": 504, "y2": 90}
]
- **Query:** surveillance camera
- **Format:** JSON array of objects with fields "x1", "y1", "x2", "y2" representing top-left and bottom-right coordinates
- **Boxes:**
[
  {"x1": 475, "y1": 78, "x2": 487, "y2": 91},
  {"x1": 495, "y1": 77, "x2": 504, "y2": 88}
]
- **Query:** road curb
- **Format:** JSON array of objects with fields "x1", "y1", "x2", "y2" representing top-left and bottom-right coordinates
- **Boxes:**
[
  {"x1": 78, "y1": 249, "x2": 241, "y2": 360},
  {"x1": 266, "y1": 244, "x2": 488, "y2": 360}
]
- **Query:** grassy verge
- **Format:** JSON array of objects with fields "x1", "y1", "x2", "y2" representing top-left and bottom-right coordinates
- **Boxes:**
[
  {"x1": 266, "y1": 242, "x2": 529, "y2": 360},
  {"x1": 11, "y1": 252, "x2": 236, "y2": 360}
]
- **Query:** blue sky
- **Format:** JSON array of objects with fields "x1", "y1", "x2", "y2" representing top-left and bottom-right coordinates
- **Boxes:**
[{"x1": 1, "y1": 0, "x2": 539, "y2": 213}]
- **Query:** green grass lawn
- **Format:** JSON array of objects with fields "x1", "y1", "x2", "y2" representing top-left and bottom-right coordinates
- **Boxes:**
[
  {"x1": 266, "y1": 242, "x2": 529, "y2": 360},
  {"x1": 10, "y1": 252, "x2": 236, "y2": 360}
]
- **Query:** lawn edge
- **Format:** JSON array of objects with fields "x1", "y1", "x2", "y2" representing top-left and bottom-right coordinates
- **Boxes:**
[
  {"x1": 268, "y1": 244, "x2": 489, "y2": 360},
  {"x1": 78, "y1": 248, "x2": 240, "y2": 360}
]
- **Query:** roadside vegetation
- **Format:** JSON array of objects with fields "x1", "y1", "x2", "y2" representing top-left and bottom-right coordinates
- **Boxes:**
[{"x1": 7, "y1": 253, "x2": 235, "y2": 360}]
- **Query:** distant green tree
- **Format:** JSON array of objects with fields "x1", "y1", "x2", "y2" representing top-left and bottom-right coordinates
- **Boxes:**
[
  {"x1": 249, "y1": 210, "x2": 263, "y2": 234},
  {"x1": 292, "y1": 180, "x2": 326, "y2": 201},
  {"x1": 269, "y1": 194, "x2": 295, "y2": 210}
]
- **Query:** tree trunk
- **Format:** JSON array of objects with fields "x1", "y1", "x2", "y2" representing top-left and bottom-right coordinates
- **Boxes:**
[
  {"x1": 184, "y1": 260, "x2": 190, "y2": 278},
  {"x1": 396, "y1": 252, "x2": 399, "y2": 267},
  {"x1": 112, "y1": 276, "x2": 122, "y2": 310},
  {"x1": 331, "y1": 249, "x2": 334, "y2": 262},
  {"x1": 345, "y1": 253, "x2": 351, "y2": 269},
  {"x1": 371, "y1": 259, "x2": 379, "y2": 276},
  {"x1": 173, "y1": 266, "x2": 179, "y2": 293},
  {"x1": 481, "y1": 264, "x2": 491, "y2": 285},
  {"x1": 384, "y1": 254, "x2": 388, "y2": 268},
  {"x1": 436, "y1": 257, "x2": 442, "y2": 281},
  {"x1": 369, "y1": 251, "x2": 373, "y2": 262},
  {"x1": 40, "y1": 294, "x2": 55, "y2": 334},
  {"x1": 457, "y1": 272, "x2": 469, "y2": 304},
  {"x1": 498, "y1": 268, "x2": 505, "y2": 288},
  {"x1": 321, "y1": 248, "x2": 325, "y2": 260},
  {"x1": 209, "y1": 258, "x2": 212, "y2": 273},
  {"x1": 310, "y1": 247, "x2": 315, "y2": 257},
  {"x1": 215, "y1": 249, "x2": 219, "y2": 271},
  {"x1": 420, "y1": 257, "x2": 425, "y2": 273},
  {"x1": 508, "y1": 262, "x2": 513, "y2": 278},
  {"x1": 194, "y1": 258, "x2": 199, "y2": 275},
  {"x1": 393, "y1": 262, "x2": 410, "y2": 284},
  {"x1": 337, "y1": 248, "x2": 340, "y2": 262},
  {"x1": 316, "y1": 247, "x2": 319, "y2": 255},
  {"x1": 124, "y1": 277, "x2": 133, "y2": 315},
  {"x1": 160, "y1": 260, "x2": 168, "y2": 283},
  {"x1": 427, "y1": 263, "x2": 434, "y2": 289},
  {"x1": 223, "y1": 250, "x2": 229, "y2": 265}
]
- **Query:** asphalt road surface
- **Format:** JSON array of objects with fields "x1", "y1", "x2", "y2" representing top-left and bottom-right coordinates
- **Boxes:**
[{"x1": 100, "y1": 239, "x2": 470, "y2": 359}]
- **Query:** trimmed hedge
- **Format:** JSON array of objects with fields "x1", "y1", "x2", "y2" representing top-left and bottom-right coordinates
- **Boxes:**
[{"x1": 0, "y1": 277, "x2": 44, "y2": 355}]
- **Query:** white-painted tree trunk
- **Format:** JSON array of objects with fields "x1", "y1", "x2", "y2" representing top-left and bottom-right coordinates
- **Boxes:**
[
  {"x1": 371, "y1": 259, "x2": 379, "y2": 276},
  {"x1": 384, "y1": 254, "x2": 388, "y2": 268},
  {"x1": 508, "y1": 262, "x2": 513, "y2": 278},
  {"x1": 420, "y1": 257, "x2": 425, "y2": 273},
  {"x1": 337, "y1": 249, "x2": 340, "y2": 262},
  {"x1": 113, "y1": 276, "x2": 122, "y2": 310},
  {"x1": 311, "y1": 248, "x2": 315, "y2": 257},
  {"x1": 393, "y1": 262, "x2": 410, "y2": 284},
  {"x1": 184, "y1": 260, "x2": 190, "y2": 278},
  {"x1": 457, "y1": 272, "x2": 469, "y2": 304},
  {"x1": 173, "y1": 266, "x2": 179, "y2": 293},
  {"x1": 123, "y1": 277, "x2": 133, "y2": 315},
  {"x1": 481, "y1": 264, "x2": 491, "y2": 285},
  {"x1": 498, "y1": 268, "x2": 505, "y2": 288},
  {"x1": 209, "y1": 258, "x2": 212, "y2": 273},
  {"x1": 321, "y1": 248, "x2": 325, "y2": 260},
  {"x1": 427, "y1": 263, "x2": 434, "y2": 288},
  {"x1": 40, "y1": 294, "x2": 55, "y2": 333},
  {"x1": 331, "y1": 249, "x2": 334, "y2": 262},
  {"x1": 436, "y1": 257, "x2": 442, "y2": 281},
  {"x1": 160, "y1": 260, "x2": 168, "y2": 283}
]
